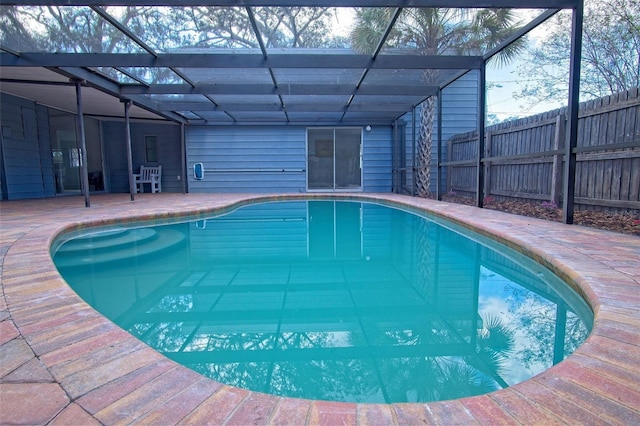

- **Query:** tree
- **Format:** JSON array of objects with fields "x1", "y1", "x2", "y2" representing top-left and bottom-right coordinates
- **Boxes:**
[
  {"x1": 515, "y1": 0, "x2": 640, "y2": 108},
  {"x1": 175, "y1": 6, "x2": 339, "y2": 49},
  {"x1": 0, "y1": 6, "x2": 143, "y2": 52},
  {"x1": 351, "y1": 8, "x2": 526, "y2": 197},
  {"x1": 505, "y1": 284, "x2": 590, "y2": 370},
  {"x1": 1, "y1": 5, "x2": 344, "y2": 86},
  {"x1": 0, "y1": 6, "x2": 342, "y2": 65}
]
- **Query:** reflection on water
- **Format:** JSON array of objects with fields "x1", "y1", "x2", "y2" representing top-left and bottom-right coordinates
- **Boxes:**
[{"x1": 53, "y1": 200, "x2": 592, "y2": 403}]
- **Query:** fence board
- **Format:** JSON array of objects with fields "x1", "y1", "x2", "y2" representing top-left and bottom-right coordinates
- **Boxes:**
[
  {"x1": 447, "y1": 88, "x2": 640, "y2": 212},
  {"x1": 586, "y1": 98, "x2": 601, "y2": 207},
  {"x1": 577, "y1": 103, "x2": 590, "y2": 203}
]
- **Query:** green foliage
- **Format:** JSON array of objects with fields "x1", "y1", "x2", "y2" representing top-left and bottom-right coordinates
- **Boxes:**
[
  {"x1": 349, "y1": 7, "x2": 397, "y2": 54},
  {"x1": 505, "y1": 285, "x2": 590, "y2": 369},
  {"x1": 0, "y1": 5, "x2": 342, "y2": 53},
  {"x1": 350, "y1": 8, "x2": 526, "y2": 63},
  {"x1": 516, "y1": 0, "x2": 640, "y2": 108}
]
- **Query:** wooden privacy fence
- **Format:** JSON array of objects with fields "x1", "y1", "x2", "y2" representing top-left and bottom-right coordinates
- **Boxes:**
[{"x1": 446, "y1": 88, "x2": 640, "y2": 212}]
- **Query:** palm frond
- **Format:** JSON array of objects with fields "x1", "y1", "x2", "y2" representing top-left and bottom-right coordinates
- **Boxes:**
[
  {"x1": 480, "y1": 313, "x2": 516, "y2": 355},
  {"x1": 350, "y1": 7, "x2": 397, "y2": 54}
]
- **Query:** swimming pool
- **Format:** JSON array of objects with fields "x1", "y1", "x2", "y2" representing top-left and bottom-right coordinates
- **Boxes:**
[{"x1": 52, "y1": 199, "x2": 592, "y2": 404}]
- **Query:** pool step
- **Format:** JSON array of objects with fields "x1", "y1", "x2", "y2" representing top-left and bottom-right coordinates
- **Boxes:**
[
  {"x1": 56, "y1": 228, "x2": 158, "y2": 254},
  {"x1": 54, "y1": 228, "x2": 186, "y2": 268}
]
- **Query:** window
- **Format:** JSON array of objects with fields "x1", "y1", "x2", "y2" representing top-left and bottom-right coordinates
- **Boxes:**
[
  {"x1": 145, "y1": 135, "x2": 158, "y2": 162},
  {"x1": 52, "y1": 149, "x2": 63, "y2": 164},
  {"x1": 69, "y1": 147, "x2": 81, "y2": 168}
]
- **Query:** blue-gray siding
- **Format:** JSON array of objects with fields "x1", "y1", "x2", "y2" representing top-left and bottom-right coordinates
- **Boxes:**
[
  {"x1": 186, "y1": 126, "x2": 392, "y2": 193},
  {"x1": 0, "y1": 93, "x2": 54, "y2": 200},
  {"x1": 441, "y1": 71, "x2": 479, "y2": 147},
  {"x1": 187, "y1": 126, "x2": 306, "y2": 193},
  {"x1": 103, "y1": 122, "x2": 182, "y2": 193},
  {"x1": 363, "y1": 126, "x2": 392, "y2": 192}
]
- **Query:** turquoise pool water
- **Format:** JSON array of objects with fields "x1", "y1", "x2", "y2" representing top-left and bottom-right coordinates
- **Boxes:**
[{"x1": 52, "y1": 200, "x2": 592, "y2": 403}]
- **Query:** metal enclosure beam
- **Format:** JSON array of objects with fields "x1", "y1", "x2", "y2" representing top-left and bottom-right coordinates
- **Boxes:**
[
  {"x1": 476, "y1": 63, "x2": 486, "y2": 208},
  {"x1": 50, "y1": 66, "x2": 185, "y2": 123},
  {"x1": 392, "y1": 119, "x2": 400, "y2": 193},
  {"x1": 483, "y1": 9, "x2": 561, "y2": 62},
  {"x1": 411, "y1": 106, "x2": 417, "y2": 197},
  {"x1": 153, "y1": 102, "x2": 416, "y2": 113},
  {"x1": 0, "y1": 53, "x2": 484, "y2": 70},
  {"x1": 436, "y1": 88, "x2": 443, "y2": 201},
  {"x1": 181, "y1": 123, "x2": 186, "y2": 194},
  {"x1": 120, "y1": 84, "x2": 439, "y2": 97},
  {"x1": 342, "y1": 7, "x2": 403, "y2": 121}
]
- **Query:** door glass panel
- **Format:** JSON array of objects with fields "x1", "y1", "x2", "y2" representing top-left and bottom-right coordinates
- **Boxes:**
[
  {"x1": 49, "y1": 111, "x2": 104, "y2": 194},
  {"x1": 84, "y1": 118, "x2": 104, "y2": 191},
  {"x1": 49, "y1": 111, "x2": 81, "y2": 194},
  {"x1": 307, "y1": 128, "x2": 334, "y2": 190},
  {"x1": 335, "y1": 128, "x2": 362, "y2": 189}
]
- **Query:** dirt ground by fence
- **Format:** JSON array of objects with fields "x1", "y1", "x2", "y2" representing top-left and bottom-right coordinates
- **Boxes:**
[{"x1": 441, "y1": 195, "x2": 640, "y2": 236}]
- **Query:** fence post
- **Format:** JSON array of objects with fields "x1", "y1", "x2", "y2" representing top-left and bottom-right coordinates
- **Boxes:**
[
  {"x1": 551, "y1": 113, "x2": 566, "y2": 206},
  {"x1": 484, "y1": 131, "x2": 492, "y2": 201}
]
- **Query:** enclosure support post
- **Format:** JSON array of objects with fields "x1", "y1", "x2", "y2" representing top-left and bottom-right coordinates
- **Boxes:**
[
  {"x1": 563, "y1": 1, "x2": 584, "y2": 224},
  {"x1": 0, "y1": 130, "x2": 7, "y2": 200},
  {"x1": 553, "y1": 303, "x2": 567, "y2": 365},
  {"x1": 74, "y1": 80, "x2": 90, "y2": 208},
  {"x1": 447, "y1": 139, "x2": 453, "y2": 195},
  {"x1": 124, "y1": 100, "x2": 135, "y2": 201},
  {"x1": 392, "y1": 119, "x2": 400, "y2": 193},
  {"x1": 411, "y1": 106, "x2": 417, "y2": 197},
  {"x1": 436, "y1": 88, "x2": 443, "y2": 200},
  {"x1": 476, "y1": 63, "x2": 486, "y2": 208},
  {"x1": 399, "y1": 120, "x2": 407, "y2": 193},
  {"x1": 181, "y1": 122, "x2": 186, "y2": 194}
]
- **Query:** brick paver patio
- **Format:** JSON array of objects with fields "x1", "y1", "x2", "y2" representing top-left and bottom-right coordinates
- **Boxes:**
[{"x1": 1, "y1": 193, "x2": 639, "y2": 425}]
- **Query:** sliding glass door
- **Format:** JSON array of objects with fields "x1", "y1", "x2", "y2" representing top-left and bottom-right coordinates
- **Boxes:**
[{"x1": 307, "y1": 128, "x2": 362, "y2": 191}]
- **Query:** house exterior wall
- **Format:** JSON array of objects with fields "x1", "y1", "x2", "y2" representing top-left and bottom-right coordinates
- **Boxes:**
[
  {"x1": 0, "y1": 92, "x2": 184, "y2": 200},
  {"x1": 102, "y1": 121, "x2": 182, "y2": 193},
  {"x1": 1, "y1": 71, "x2": 478, "y2": 200},
  {"x1": 363, "y1": 126, "x2": 393, "y2": 193},
  {"x1": 185, "y1": 125, "x2": 392, "y2": 193},
  {"x1": 400, "y1": 71, "x2": 479, "y2": 195},
  {"x1": 0, "y1": 93, "x2": 54, "y2": 200}
]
